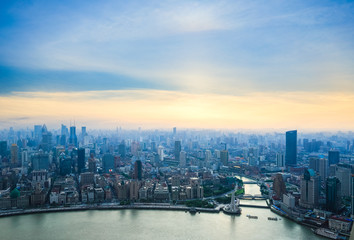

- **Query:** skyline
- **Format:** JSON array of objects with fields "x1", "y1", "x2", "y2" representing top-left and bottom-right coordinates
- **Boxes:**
[{"x1": 0, "y1": 0, "x2": 354, "y2": 129}]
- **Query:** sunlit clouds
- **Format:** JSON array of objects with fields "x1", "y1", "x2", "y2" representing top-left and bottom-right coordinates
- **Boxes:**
[
  {"x1": 0, "y1": 1, "x2": 353, "y2": 129},
  {"x1": 1, "y1": 90, "x2": 354, "y2": 130}
]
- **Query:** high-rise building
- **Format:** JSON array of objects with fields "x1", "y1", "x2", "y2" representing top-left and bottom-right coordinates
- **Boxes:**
[
  {"x1": 351, "y1": 175, "x2": 354, "y2": 218},
  {"x1": 173, "y1": 127, "x2": 176, "y2": 135},
  {"x1": 102, "y1": 154, "x2": 114, "y2": 173},
  {"x1": 158, "y1": 146, "x2": 164, "y2": 161},
  {"x1": 276, "y1": 152, "x2": 285, "y2": 168},
  {"x1": 285, "y1": 130, "x2": 297, "y2": 167},
  {"x1": 32, "y1": 151, "x2": 49, "y2": 170},
  {"x1": 273, "y1": 174, "x2": 286, "y2": 199},
  {"x1": 220, "y1": 150, "x2": 229, "y2": 166},
  {"x1": 326, "y1": 177, "x2": 341, "y2": 213},
  {"x1": 0, "y1": 141, "x2": 7, "y2": 157},
  {"x1": 21, "y1": 149, "x2": 29, "y2": 175},
  {"x1": 174, "y1": 140, "x2": 181, "y2": 161},
  {"x1": 179, "y1": 151, "x2": 186, "y2": 167},
  {"x1": 309, "y1": 157, "x2": 320, "y2": 172},
  {"x1": 134, "y1": 160, "x2": 142, "y2": 180},
  {"x1": 319, "y1": 158, "x2": 328, "y2": 182},
  {"x1": 300, "y1": 169, "x2": 320, "y2": 209},
  {"x1": 81, "y1": 126, "x2": 87, "y2": 136},
  {"x1": 77, "y1": 148, "x2": 85, "y2": 173},
  {"x1": 328, "y1": 150, "x2": 340, "y2": 165},
  {"x1": 10, "y1": 144, "x2": 19, "y2": 166},
  {"x1": 34, "y1": 125, "x2": 42, "y2": 144},
  {"x1": 118, "y1": 141, "x2": 126, "y2": 157},
  {"x1": 335, "y1": 165, "x2": 351, "y2": 197},
  {"x1": 69, "y1": 126, "x2": 77, "y2": 147}
]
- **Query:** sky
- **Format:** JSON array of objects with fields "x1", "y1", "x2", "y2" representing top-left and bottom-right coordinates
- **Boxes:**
[{"x1": 0, "y1": 0, "x2": 353, "y2": 130}]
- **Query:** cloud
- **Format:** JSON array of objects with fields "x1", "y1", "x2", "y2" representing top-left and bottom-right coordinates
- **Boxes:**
[{"x1": 0, "y1": 90, "x2": 354, "y2": 130}]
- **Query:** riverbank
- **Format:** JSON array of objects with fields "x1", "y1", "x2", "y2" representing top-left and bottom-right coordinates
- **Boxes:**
[{"x1": 0, "y1": 204, "x2": 220, "y2": 218}]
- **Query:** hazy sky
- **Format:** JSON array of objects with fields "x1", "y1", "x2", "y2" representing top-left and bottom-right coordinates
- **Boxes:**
[{"x1": 0, "y1": 0, "x2": 353, "y2": 130}]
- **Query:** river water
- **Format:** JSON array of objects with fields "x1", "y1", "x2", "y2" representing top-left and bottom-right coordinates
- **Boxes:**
[{"x1": 0, "y1": 178, "x2": 323, "y2": 240}]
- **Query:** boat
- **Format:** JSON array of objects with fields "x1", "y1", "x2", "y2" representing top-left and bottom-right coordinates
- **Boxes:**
[
  {"x1": 246, "y1": 215, "x2": 258, "y2": 219},
  {"x1": 312, "y1": 228, "x2": 339, "y2": 240},
  {"x1": 189, "y1": 207, "x2": 197, "y2": 214},
  {"x1": 268, "y1": 217, "x2": 278, "y2": 221}
]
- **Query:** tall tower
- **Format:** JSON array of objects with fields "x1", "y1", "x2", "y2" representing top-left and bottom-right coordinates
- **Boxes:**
[
  {"x1": 300, "y1": 169, "x2": 319, "y2": 208},
  {"x1": 326, "y1": 177, "x2": 341, "y2": 213},
  {"x1": 220, "y1": 150, "x2": 229, "y2": 166},
  {"x1": 285, "y1": 130, "x2": 297, "y2": 167},
  {"x1": 77, "y1": 148, "x2": 85, "y2": 173},
  {"x1": 134, "y1": 160, "x2": 142, "y2": 180},
  {"x1": 328, "y1": 150, "x2": 340, "y2": 165},
  {"x1": 10, "y1": 144, "x2": 19, "y2": 166},
  {"x1": 69, "y1": 126, "x2": 77, "y2": 147},
  {"x1": 174, "y1": 140, "x2": 181, "y2": 161}
]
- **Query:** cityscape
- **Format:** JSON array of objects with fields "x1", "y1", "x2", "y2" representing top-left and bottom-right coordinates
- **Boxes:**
[
  {"x1": 0, "y1": 0, "x2": 354, "y2": 240},
  {"x1": 0, "y1": 126, "x2": 354, "y2": 239}
]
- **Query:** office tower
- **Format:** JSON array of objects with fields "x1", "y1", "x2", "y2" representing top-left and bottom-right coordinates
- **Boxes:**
[
  {"x1": 77, "y1": 148, "x2": 85, "y2": 173},
  {"x1": 32, "y1": 151, "x2": 49, "y2": 170},
  {"x1": 174, "y1": 140, "x2": 181, "y2": 160},
  {"x1": 205, "y1": 150, "x2": 212, "y2": 161},
  {"x1": 179, "y1": 151, "x2": 186, "y2": 167},
  {"x1": 134, "y1": 160, "x2": 142, "y2": 180},
  {"x1": 81, "y1": 126, "x2": 87, "y2": 136},
  {"x1": 276, "y1": 152, "x2": 285, "y2": 168},
  {"x1": 151, "y1": 141, "x2": 157, "y2": 152},
  {"x1": 61, "y1": 124, "x2": 68, "y2": 136},
  {"x1": 173, "y1": 127, "x2": 176, "y2": 135},
  {"x1": 60, "y1": 156, "x2": 73, "y2": 176},
  {"x1": 220, "y1": 150, "x2": 229, "y2": 166},
  {"x1": 319, "y1": 158, "x2": 328, "y2": 182},
  {"x1": 10, "y1": 144, "x2": 19, "y2": 166},
  {"x1": 0, "y1": 141, "x2": 7, "y2": 157},
  {"x1": 158, "y1": 146, "x2": 164, "y2": 161},
  {"x1": 351, "y1": 175, "x2": 354, "y2": 218},
  {"x1": 273, "y1": 174, "x2": 286, "y2": 199},
  {"x1": 248, "y1": 147, "x2": 258, "y2": 166},
  {"x1": 21, "y1": 149, "x2": 29, "y2": 175},
  {"x1": 285, "y1": 130, "x2": 297, "y2": 167},
  {"x1": 335, "y1": 165, "x2": 351, "y2": 197},
  {"x1": 326, "y1": 177, "x2": 341, "y2": 213},
  {"x1": 41, "y1": 125, "x2": 52, "y2": 152},
  {"x1": 60, "y1": 135, "x2": 66, "y2": 146},
  {"x1": 309, "y1": 157, "x2": 320, "y2": 172},
  {"x1": 102, "y1": 154, "x2": 114, "y2": 173},
  {"x1": 328, "y1": 150, "x2": 340, "y2": 165},
  {"x1": 69, "y1": 126, "x2": 77, "y2": 147},
  {"x1": 88, "y1": 155, "x2": 96, "y2": 173},
  {"x1": 300, "y1": 169, "x2": 320, "y2": 208},
  {"x1": 34, "y1": 125, "x2": 42, "y2": 143},
  {"x1": 118, "y1": 141, "x2": 126, "y2": 157}
]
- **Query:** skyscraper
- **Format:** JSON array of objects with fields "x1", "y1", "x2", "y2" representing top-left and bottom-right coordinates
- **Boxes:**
[
  {"x1": 102, "y1": 154, "x2": 114, "y2": 173},
  {"x1": 326, "y1": 177, "x2": 341, "y2": 213},
  {"x1": 328, "y1": 150, "x2": 340, "y2": 165},
  {"x1": 319, "y1": 158, "x2": 328, "y2": 182},
  {"x1": 335, "y1": 165, "x2": 351, "y2": 197},
  {"x1": 276, "y1": 152, "x2": 285, "y2": 168},
  {"x1": 69, "y1": 126, "x2": 77, "y2": 147},
  {"x1": 174, "y1": 140, "x2": 181, "y2": 161},
  {"x1": 300, "y1": 169, "x2": 320, "y2": 208},
  {"x1": 10, "y1": 144, "x2": 19, "y2": 166},
  {"x1": 220, "y1": 150, "x2": 229, "y2": 166},
  {"x1": 0, "y1": 141, "x2": 7, "y2": 157},
  {"x1": 285, "y1": 130, "x2": 297, "y2": 167},
  {"x1": 173, "y1": 127, "x2": 176, "y2": 135},
  {"x1": 77, "y1": 148, "x2": 85, "y2": 173},
  {"x1": 134, "y1": 160, "x2": 142, "y2": 180},
  {"x1": 179, "y1": 151, "x2": 186, "y2": 167}
]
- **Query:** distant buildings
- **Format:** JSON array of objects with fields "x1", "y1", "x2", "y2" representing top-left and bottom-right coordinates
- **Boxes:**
[
  {"x1": 276, "y1": 152, "x2": 285, "y2": 168},
  {"x1": 285, "y1": 130, "x2": 297, "y2": 167}
]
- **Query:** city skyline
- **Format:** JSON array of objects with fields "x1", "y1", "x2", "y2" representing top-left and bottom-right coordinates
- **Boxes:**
[{"x1": 0, "y1": 1, "x2": 354, "y2": 130}]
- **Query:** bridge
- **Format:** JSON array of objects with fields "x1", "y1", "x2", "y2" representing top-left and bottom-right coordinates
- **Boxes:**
[
  {"x1": 238, "y1": 194, "x2": 267, "y2": 200},
  {"x1": 243, "y1": 181, "x2": 258, "y2": 184}
]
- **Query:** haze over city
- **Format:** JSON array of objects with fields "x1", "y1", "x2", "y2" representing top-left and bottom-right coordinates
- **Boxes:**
[{"x1": 0, "y1": 0, "x2": 353, "y2": 130}]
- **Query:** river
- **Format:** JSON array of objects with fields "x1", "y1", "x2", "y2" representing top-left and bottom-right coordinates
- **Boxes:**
[{"x1": 0, "y1": 178, "x2": 323, "y2": 240}]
